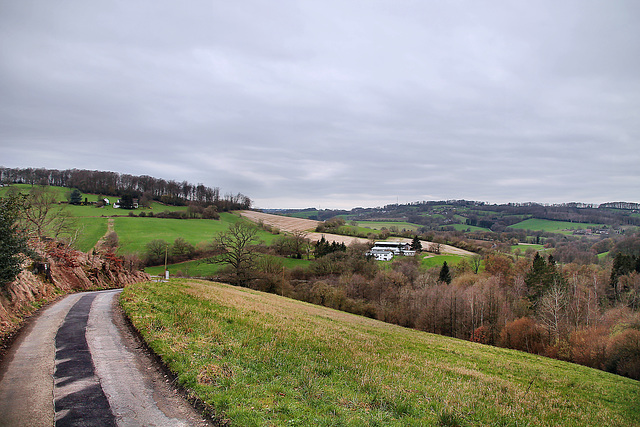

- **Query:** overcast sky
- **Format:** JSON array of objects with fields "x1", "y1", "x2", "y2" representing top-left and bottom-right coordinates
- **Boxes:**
[{"x1": 1, "y1": 1, "x2": 639, "y2": 209}]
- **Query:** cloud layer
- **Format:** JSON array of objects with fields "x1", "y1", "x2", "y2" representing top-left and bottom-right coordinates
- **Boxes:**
[{"x1": 1, "y1": 1, "x2": 639, "y2": 208}]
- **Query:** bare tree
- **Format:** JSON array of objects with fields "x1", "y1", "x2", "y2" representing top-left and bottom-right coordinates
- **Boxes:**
[
  {"x1": 22, "y1": 186, "x2": 75, "y2": 241},
  {"x1": 206, "y1": 222, "x2": 260, "y2": 286},
  {"x1": 537, "y1": 282, "x2": 568, "y2": 344}
]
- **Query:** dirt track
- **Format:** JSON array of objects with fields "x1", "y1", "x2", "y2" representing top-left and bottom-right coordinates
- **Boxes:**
[{"x1": 239, "y1": 211, "x2": 476, "y2": 256}]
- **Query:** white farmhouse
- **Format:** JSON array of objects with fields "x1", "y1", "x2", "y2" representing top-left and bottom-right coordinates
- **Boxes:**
[{"x1": 366, "y1": 241, "x2": 416, "y2": 261}]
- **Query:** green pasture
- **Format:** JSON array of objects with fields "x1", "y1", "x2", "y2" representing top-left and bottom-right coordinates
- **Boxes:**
[
  {"x1": 334, "y1": 225, "x2": 381, "y2": 237},
  {"x1": 286, "y1": 210, "x2": 319, "y2": 219},
  {"x1": 448, "y1": 224, "x2": 491, "y2": 232},
  {"x1": 113, "y1": 213, "x2": 268, "y2": 255},
  {"x1": 508, "y1": 218, "x2": 605, "y2": 234},
  {"x1": 420, "y1": 254, "x2": 465, "y2": 269},
  {"x1": 74, "y1": 217, "x2": 109, "y2": 252},
  {"x1": 146, "y1": 255, "x2": 311, "y2": 277},
  {"x1": 121, "y1": 279, "x2": 640, "y2": 426}
]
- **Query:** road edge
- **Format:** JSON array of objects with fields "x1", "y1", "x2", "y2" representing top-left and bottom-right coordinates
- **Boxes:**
[{"x1": 115, "y1": 295, "x2": 228, "y2": 426}]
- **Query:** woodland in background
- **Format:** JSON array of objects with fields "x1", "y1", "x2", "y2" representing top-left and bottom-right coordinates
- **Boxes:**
[{"x1": 0, "y1": 167, "x2": 252, "y2": 211}]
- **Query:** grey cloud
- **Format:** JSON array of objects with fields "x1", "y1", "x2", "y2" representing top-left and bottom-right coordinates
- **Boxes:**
[{"x1": 1, "y1": 0, "x2": 639, "y2": 209}]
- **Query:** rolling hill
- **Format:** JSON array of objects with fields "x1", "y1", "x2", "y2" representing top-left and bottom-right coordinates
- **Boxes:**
[{"x1": 121, "y1": 279, "x2": 640, "y2": 426}]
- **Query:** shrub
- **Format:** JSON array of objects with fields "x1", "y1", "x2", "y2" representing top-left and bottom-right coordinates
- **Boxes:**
[
  {"x1": 605, "y1": 329, "x2": 640, "y2": 380},
  {"x1": 498, "y1": 317, "x2": 546, "y2": 354}
]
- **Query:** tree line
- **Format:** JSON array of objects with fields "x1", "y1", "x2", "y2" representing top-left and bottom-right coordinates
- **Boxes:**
[
  {"x1": 286, "y1": 199, "x2": 640, "y2": 229},
  {"x1": 0, "y1": 167, "x2": 252, "y2": 211}
]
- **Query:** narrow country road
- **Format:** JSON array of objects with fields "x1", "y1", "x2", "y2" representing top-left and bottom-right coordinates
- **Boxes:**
[{"x1": 0, "y1": 289, "x2": 212, "y2": 427}]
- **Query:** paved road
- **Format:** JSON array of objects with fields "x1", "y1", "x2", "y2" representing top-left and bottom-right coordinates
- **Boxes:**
[{"x1": 0, "y1": 289, "x2": 212, "y2": 426}]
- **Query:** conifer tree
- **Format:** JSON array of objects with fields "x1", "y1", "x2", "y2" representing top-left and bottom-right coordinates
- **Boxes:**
[
  {"x1": 439, "y1": 261, "x2": 452, "y2": 284},
  {"x1": 0, "y1": 194, "x2": 32, "y2": 295},
  {"x1": 411, "y1": 235, "x2": 422, "y2": 252}
]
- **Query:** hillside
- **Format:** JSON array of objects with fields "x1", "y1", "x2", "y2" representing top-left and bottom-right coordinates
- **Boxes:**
[
  {"x1": 239, "y1": 210, "x2": 475, "y2": 256},
  {"x1": 120, "y1": 279, "x2": 640, "y2": 426},
  {"x1": 277, "y1": 200, "x2": 640, "y2": 235}
]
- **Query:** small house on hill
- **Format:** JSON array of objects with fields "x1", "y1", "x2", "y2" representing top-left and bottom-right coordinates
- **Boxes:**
[{"x1": 366, "y1": 241, "x2": 416, "y2": 261}]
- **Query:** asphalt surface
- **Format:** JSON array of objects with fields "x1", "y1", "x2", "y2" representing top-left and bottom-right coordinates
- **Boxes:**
[{"x1": 0, "y1": 289, "x2": 212, "y2": 427}]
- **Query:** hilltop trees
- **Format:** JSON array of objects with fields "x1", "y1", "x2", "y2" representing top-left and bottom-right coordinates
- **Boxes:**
[{"x1": 0, "y1": 167, "x2": 252, "y2": 211}]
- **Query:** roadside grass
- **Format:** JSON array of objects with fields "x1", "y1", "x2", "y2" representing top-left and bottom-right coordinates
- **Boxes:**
[
  {"x1": 508, "y1": 219, "x2": 604, "y2": 234},
  {"x1": 120, "y1": 279, "x2": 640, "y2": 426}
]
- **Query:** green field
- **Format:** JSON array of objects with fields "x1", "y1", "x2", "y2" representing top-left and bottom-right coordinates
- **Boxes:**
[
  {"x1": 74, "y1": 217, "x2": 109, "y2": 252},
  {"x1": 1, "y1": 184, "x2": 275, "y2": 255},
  {"x1": 286, "y1": 210, "x2": 319, "y2": 219},
  {"x1": 448, "y1": 224, "x2": 491, "y2": 232},
  {"x1": 508, "y1": 218, "x2": 604, "y2": 234},
  {"x1": 420, "y1": 254, "x2": 465, "y2": 269},
  {"x1": 113, "y1": 212, "x2": 250, "y2": 255},
  {"x1": 121, "y1": 280, "x2": 640, "y2": 426},
  {"x1": 146, "y1": 255, "x2": 310, "y2": 277}
]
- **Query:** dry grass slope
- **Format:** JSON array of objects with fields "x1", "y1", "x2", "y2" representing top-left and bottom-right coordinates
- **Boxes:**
[{"x1": 121, "y1": 279, "x2": 640, "y2": 426}]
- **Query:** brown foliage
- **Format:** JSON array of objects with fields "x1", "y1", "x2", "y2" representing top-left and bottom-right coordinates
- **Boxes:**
[
  {"x1": 567, "y1": 327, "x2": 608, "y2": 369},
  {"x1": 605, "y1": 329, "x2": 640, "y2": 380},
  {"x1": 499, "y1": 317, "x2": 546, "y2": 354}
]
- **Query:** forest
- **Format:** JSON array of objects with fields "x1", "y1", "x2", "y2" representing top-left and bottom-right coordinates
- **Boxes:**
[{"x1": 244, "y1": 233, "x2": 640, "y2": 381}]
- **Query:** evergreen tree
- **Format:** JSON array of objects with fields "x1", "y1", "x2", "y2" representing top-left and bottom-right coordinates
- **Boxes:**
[
  {"x1": 119, "y1": 194, "x2": 135, "y2": 209},
  {"x1": 0, "y1": 194, "x2": 32, "y2": 295},
  {"x1": 411, "y1": 235, "x2": 422, "y2": 252},
  {"x1": 439, "y1": 261, "x2": 452, "y2": 284},
  {"x1": 68, "y1": 189, "x2": 82, "y2": 205},
  {"x1": 525, "y1": 253, "x2": 567, "y2": 306},
  {"x1": 609, "y1": 252, "x2": 639, "y2": 302}
]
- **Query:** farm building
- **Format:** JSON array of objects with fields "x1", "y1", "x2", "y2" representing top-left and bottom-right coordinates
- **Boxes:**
[{"x1": 366, "y1": 241, "x2": 416, "y2": 261}]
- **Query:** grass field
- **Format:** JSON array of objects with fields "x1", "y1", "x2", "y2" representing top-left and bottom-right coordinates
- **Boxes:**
[
  {"x1": 74, "y1": 217, "x2": 109, "y2": 252},
  {"x1": 114, "y1": 212, "x2": 281, "y2": 255},
  {"x1": 0, "y1": 184, "x2": 278, "y2": 255},
  {"x1": 145, "y1": 255, "x2": 310, "y2": 277},
  {"x1": 420, "y1": 254, "x2": 465, "y2": 269},
  {"x1": 286, "y1": 210, "x2": 319, "y2": 219},
  {"x1": 508, "y1": 218, "x2": 604, "y2": 234},
  {"x1": 120, "y1": 280, "x2": 640, "y2": 426},
  {"x1": 448, "y1": 224, "x2": 491, "y2": 232},
  {"x1": 113, "y1": 212, "x2": 239, "y2": 255}
]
